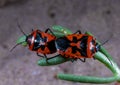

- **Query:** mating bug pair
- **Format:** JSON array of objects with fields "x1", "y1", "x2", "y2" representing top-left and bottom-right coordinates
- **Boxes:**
[{"x1": 11, "y1": 25, "x2": 105, "y2": 63}]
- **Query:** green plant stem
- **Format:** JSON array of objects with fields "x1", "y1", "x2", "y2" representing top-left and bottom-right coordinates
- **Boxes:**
[
  {"x1": 37, "y1": 52, "x2": 120, "y2": 83},
  {"x1": 53, "y1": 32, "x2": 66, "y2": 37},
  {"x1": 56, "y1": 52, "x2": 120, "y2": 83},
  {"x1": 57, "y1": 73, "x2": 117, "y2": 84},
  {"x1": 94, "y1": 52, "x2": 120, "y2": 75},
  {"x1": 99, "y1": 46, "x2": 113, "y2": 60},
  {"x1": 37, "y1": 56, "x2": 70, "y2": 66},
  {"x1": 94, "y1": 52, "x2": 120, "y2": 82},
  {"x1": 85, "y1": 32, "x2": 120, "y2": 76},
  {"x1": 52, "y1": 25, "x2": 72, "y2": 34}
]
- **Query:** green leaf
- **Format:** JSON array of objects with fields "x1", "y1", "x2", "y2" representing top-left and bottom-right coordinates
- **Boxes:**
[
  {"x1": 37, "y1": 55, "x2": 70, "y2": 66},
  {"x1": 16, "y1": 35, "x2": 27, "y2": 46},
  {"x1": 52, "y1": 25, "x2": 72, "y2": 35},
  {"x1": 57, "y1": 73, "x2": 117, "y2": 84}
]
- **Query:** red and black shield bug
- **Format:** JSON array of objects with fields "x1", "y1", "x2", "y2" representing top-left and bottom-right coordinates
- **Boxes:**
[
  {"x1": 55, "y1": 30, "x2": 111, "y2": 62},
  {"x1": 11, "y1": 23, "x2": 57, "y2": 63}
]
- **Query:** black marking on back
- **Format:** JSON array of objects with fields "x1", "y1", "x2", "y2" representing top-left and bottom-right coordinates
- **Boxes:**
[
  {"x1": 56, "y1": 35, "x2": 89, "y2": 57},
  {"x1": 70, "y1": 36, "x2": 88, "y2": 57},
  {"x1": 79, "y1": 36, "x2": 88, "y2": 57},
  {"x1": 40, "y1": 45, "x2": 45, "y2": 50},
  {"x1": 55, "y1": 37, "x2": 70, "y2": 51},
  {"x1": 72, "y1": 37, "x2": 78, "y2": 43},
  {"x1": 32, "y1": 33, "x2": 43, "y2": 50},
  {"x1": 47, "y1": 40, "x2": 56, "y2": 53},
  {"x1": 72, "y1": 46, "x2": 77, "y2": 54},
  {"x1": 71, "y1": 46, "x2": 87, "y2": 57},
  {"x1": 78, "y1": 48, "x2": 87, "y2": 57},
  {"x1": 43, "y1": 37, "x2": 47, "y2": 42}
]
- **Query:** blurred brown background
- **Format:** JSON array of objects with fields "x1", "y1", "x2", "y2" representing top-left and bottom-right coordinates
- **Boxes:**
[{"x1": 0, "y1": 0, "x2": 120, "y2": 85}]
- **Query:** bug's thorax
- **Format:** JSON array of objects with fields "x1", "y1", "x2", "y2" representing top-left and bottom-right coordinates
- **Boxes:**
[
  {"x1": 25, "y1": 29, "x2": 57, "y2": 54},
  {"x1": 87, "y1": 36, "x2": 100, "y2": 58},
  {"x1": 26, "y1": 30, "x2": 45, "y2": 51}
]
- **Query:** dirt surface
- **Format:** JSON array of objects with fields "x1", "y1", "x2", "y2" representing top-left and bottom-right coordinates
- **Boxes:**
[{"x1": 0, "y1": 0, "x2": 120, "y2": 85}]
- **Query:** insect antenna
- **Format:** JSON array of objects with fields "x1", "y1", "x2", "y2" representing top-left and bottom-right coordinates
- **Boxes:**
[
  {"x1": 10, "y1": 21, "x2": 28, "y2": 52},
  {"x1": 101, "y1": 33, "x2": 113, "y2": 46},
  {"x1": 100, "y1": 34, "x2": 113, "y2": 65},
  {"x1": 10, "y1": 42, "x2": 25, "y2": 52},
  {"x1": 101, "y1": 38, "x2": 110, "y2": 46},
  {"x1": 17, "y1": 22, "x2": 27, "y2": 36}
]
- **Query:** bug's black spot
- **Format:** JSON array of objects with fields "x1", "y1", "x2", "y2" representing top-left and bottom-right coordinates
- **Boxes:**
[
  {"x1": 72, "y1": 37, "x2": 78, "y2": 43},
  {"x1": 72, "y1": 46, "x2": 77, "y2": 54},
  {"x1": 33, "y1": 33, "x2": 42, "y2": 50},
  {"x1": 40, "y1": 45, "x2": 45, "y2": 50},
  {"x1": 79, "y1": 36, "x2": 88, "y2": 57},
  {"x1": 78, "y1": 49, "x2": 87, "y2": 57},
  {"x1": 80, "y1": 36, "x2": 87, "y2": 49},
  {"x1": 43, "y1": 37, "x2": 47, "y2": 42},
  {"x1": 55, "y1": 37, "x2": 70, "y2": 51},
  {"x1": 47, "y1": 40, "x2": 56, "y2": 53}
]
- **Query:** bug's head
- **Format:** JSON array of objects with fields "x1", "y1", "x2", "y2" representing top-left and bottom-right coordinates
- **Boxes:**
[
  {"x1": 26, "y1": 30, "x2": 44, "y2": 51},
  {"x1": 89, "y1": 37, "x2": 100, "y2": 54},
  {"x1": 26, "y1": 30, "x2": 37, "y2": 50},
  {"x1": 11, "y1": 29, "x2": 40, "y2": 51},
  {"x1": 11, "y1": 21, "x2": 42, "y2": 51},
  {"x1": 89, "y1": 35, "x2": 110, "y2": 53}
]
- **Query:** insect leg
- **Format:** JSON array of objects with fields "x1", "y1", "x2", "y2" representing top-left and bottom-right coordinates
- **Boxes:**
[
  {"x1": 37, "y1": 53, "x2": 50, "y2": 64},
  {"x1": 37, "y1": 53, "x2": 44, "y2": 58},
  {"x1": 45, "y1": 28, "x2": 56, "y2": 36},
  {"x1": 43, "y1": 54, "x2": 50, "y2": 64},
  {"x1": 79, "y1": 58, "x2": 86, "y2": 62},
  {"x1": 74, "y1": 30, "x2": 81, "y2": 34},
  {"x1": 70, "y1": 58, "x2": 77, "y2": 63},
  {"x1": 46, "y1": 54, "x2": 61, "y2": 60},
  {"x1": 93, "y1": 57, "x2": 96, "y2": 60}
]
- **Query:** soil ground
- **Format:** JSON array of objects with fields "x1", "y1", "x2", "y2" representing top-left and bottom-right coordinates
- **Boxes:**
[{"x1": 0, "y1": 0, "x2": 120, "y2": 85}]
